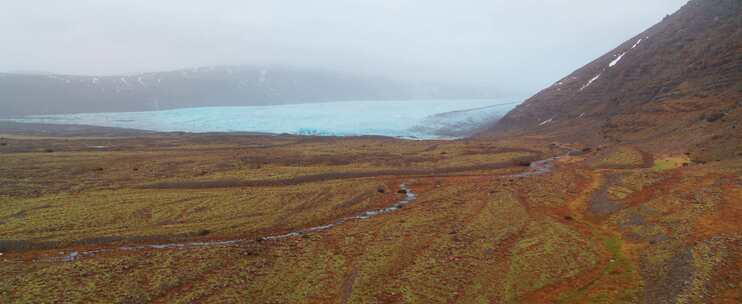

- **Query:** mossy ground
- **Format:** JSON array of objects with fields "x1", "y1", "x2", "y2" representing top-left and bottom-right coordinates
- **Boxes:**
[
  {"x1": 0, "y1": 134, "x2": 740, "y2": 303},
  {"x1": 652, "y1": 155, "x2": 690, "y2": 171}
]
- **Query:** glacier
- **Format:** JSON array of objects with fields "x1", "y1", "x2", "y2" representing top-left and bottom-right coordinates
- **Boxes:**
[{"x1": 7, "y1": 99, "x2": 519, "y2": 139}]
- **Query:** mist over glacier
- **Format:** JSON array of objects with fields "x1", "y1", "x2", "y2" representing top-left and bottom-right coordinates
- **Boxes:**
[{"x1": 9, "y1": 99, "x2": 518, "y2": 139}]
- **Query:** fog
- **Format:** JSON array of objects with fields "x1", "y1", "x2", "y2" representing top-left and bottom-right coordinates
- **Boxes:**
[{"x1": 1, "y1": 0, "x2": 687, "y2": 95}]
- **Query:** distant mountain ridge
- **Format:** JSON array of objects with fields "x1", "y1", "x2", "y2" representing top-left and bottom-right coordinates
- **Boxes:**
[
  {"x1": 487, "y1": 0, "x2": 741, "y2": 161},
  {"x1": 0, "y1": 66, "x2": 499, "y2": 117}
]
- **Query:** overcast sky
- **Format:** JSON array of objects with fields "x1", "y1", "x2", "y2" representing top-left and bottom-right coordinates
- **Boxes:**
[{"x1": 1, "y1": 0, "x2": 687, "y2": 95}]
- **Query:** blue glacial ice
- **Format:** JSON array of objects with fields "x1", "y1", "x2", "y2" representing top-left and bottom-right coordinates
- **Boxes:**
[{"x1": 9, "y1": 99, "x2": 519, "y2": 139}]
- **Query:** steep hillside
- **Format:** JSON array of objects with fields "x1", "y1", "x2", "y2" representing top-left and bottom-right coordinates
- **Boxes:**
[
  {"x1": 0, "y1": 66, "x2": 498, "y2": 117},
  {"x1": 489, "y1": 0, "x2": 741, "y2": 161}
]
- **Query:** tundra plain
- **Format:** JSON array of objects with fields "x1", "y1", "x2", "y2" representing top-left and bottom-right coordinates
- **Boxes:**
[{"x1": 1, "y1": 130, "x2": 740, "y2": 303}]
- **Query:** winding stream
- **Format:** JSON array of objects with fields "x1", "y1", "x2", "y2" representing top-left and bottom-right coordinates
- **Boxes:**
[
  {"x1": 54, "y1": 148, "x2": 574, "y2": 262},
  {"x1": 260, "y1": 184, "x2": 416, "y2": 241},
  {"x1": 57, "y1": 184, "x2": 416, "y2": 262}
]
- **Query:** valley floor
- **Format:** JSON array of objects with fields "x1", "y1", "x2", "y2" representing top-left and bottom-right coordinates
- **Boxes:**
[{"x1": 0, "y1": 128, "x2": 740, "y2": 303}]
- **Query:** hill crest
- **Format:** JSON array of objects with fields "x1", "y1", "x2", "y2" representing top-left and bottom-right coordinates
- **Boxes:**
[{"x1": 488, "y1": 0, "x2": 741, "y2": 161}]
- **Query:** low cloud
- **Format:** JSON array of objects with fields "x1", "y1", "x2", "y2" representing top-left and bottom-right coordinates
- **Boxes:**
[{"x1": 0, "y1": 0, "x2": 687, "y2": 95}]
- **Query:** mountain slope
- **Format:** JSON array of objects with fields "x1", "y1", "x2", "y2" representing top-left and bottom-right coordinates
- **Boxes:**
[
  {"x1": 488, "y1": 0, "x2": 741, "y2": 161},
  {"x1": 0, "y1": 66, "x2": 407, "y2": 116},
  {"x1": 0, "y1": 66, "x2": 498, "y2": 117}
]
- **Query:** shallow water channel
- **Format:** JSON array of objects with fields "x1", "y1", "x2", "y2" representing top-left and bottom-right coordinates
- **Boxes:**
[
  {"x1": 56, "y1": 149, "x2": 573, "y2": 262},
  {"x1": 58, "y1": 184, "x2": 417, "y2": 262}
]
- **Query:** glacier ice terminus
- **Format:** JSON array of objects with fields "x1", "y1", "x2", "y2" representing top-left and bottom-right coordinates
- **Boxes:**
[{"x1": 9, "y1": 99, "x2": 519, "y2": 139}]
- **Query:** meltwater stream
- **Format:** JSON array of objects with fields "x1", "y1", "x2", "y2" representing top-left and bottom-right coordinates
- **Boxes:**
[
  {"x1": 58, "y1": 184, "x2": 416, "y2": 262},
  {"x1": 55, "y1": 147, "x2": 577, "y2": 262},
  {"x1": 260, "y1": 184, "x2": 416, "y2": 241}
]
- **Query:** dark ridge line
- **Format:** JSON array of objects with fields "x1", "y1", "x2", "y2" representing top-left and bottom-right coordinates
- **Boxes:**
[{"x1": 139, "y1": 155, "x2": 541, "y2": 190}]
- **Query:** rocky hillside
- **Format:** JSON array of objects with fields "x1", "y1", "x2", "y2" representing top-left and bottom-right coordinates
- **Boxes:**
[
  {"x1": 0, "y1": 66, "x2": 498, "y2": 117},
  {"x1": 489, "y1": 0, "x2": 741, "y2": 161}
]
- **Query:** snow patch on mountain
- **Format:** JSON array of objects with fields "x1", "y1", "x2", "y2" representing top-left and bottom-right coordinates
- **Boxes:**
[
  {"x1": 631, "y1": 38, "x2": 643, "y2": 49},
  {"x1": 609, "y1": 52, "x2": 627, "y2": 67},
  {"x1": 580, "y1": 74, "x2": 601, "y2": 91}
]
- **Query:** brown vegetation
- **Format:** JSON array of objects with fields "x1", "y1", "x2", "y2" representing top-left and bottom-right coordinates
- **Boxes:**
[{"x1": 0, "y1": 129, "x2": 739, "y2": 303}]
